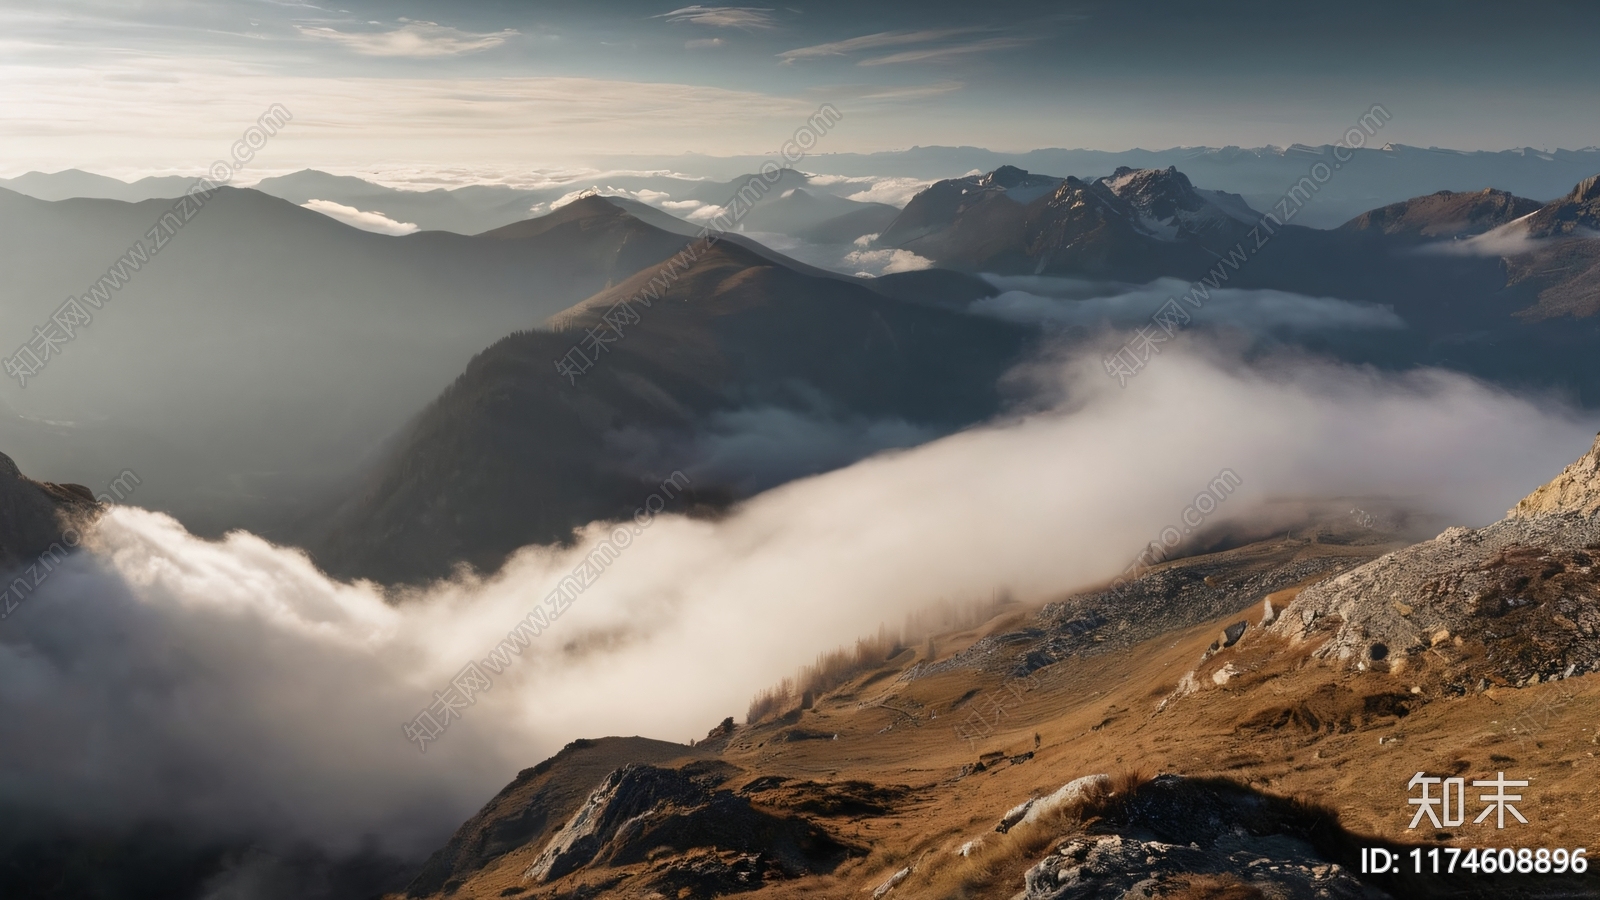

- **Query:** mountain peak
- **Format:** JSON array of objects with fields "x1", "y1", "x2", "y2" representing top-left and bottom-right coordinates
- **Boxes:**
[
  {"x1": 980, "y1": 165, "x2": 1033, "y2": 189},
  {"x1": 0, "y1": 451, "x2": 102, "y2": 569},
  {"x1": 1511, "y1": 433, "x2": 1600, "y2": 518},
  {"x1": 1091, "y1": 165, "x2": 1254, "y2": 240},
  {"x1": 1517, "y1": 173, "x2": 1600, "y2": 239},
  {"x1": 554, "y1": 193, "x2": 627, "y2": 216},
  {"x1": 478, "y1": 194, "x2": 637, "y2": 239},
  {"x1": 1102, "y1": 165, "x2": 1197, "y2": 199},
  {"x1": 1339, "y1": 188, "x2": 1542, "y2": 238},
  {"x1": 974, "y1": 166, "x2": 1062, "y2": 201},
  {"x1": 1570, "y1": 173, "x2": 1600, "y2": 204}
]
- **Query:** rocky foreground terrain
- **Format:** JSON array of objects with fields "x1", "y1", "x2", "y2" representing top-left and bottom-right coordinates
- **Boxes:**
[{"x1": 398, "y1": 436, "x2": 1600, "y2": 900}]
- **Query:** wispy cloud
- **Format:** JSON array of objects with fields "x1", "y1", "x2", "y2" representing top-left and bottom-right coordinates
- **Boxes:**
[
  {"x1": 778, "y1": 27, "x2": 986, "y2": 63},
  {"x1": 685, "y1": 37, "x2": 726, "y2": 50},
  {"x1": 301, "y1": 199, "x2": 420, "y2": 235},
  {"x1": 656, "y1": 6, "x2": 777, "y2": 30},
  {"x1": 860, "y1": 36, "x2": 1039, "y2": 66},
  {"x1": 805, "y1": 174, "x2": 936, "y2": 208},
  {"x1": 821, "y1": 80, "x2": 966, "y2": 103},
  {"x1": 0, "y1": 55, "x2": 829, "y2": 173},
  {"x1": 296, "y1": 19, "x2": 518, "y2": 57},
  {"x1": 1412, "y1": 215, "x2": 1600, "y2": 258},
  {"x1": 843, "y1": 247, "x2": 935, "y2": 276}
]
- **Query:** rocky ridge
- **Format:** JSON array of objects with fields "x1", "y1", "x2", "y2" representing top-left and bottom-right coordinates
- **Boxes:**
[
  {"x1": 878, "y1": 164, "x2": 1260, "y2": 279},
  {"x1": 1339, "y1": 187, "x2": 1543, "y2": 239},
  {"x1": 523, "y1": 761, "x2": 854, "y2": 889},
  {"x1": 1523, "y1": 174, "x2": 1600, "y2": 239},
  {"x1": 1098, "y1": 165, "x2": 1258, "y2": 240},
  {"x1": 1513, "y1": 433, "x2": 1600, "y2": 517},
  {"x1": 1271, "y1": 435, "x2": 1600, "y2": 690},
  {"x1": 0, "y1": 450, "x2": 101, "y2": 573},
  {"x1": 912, "y1": 536, "x2": 1387, "y2": 683}
]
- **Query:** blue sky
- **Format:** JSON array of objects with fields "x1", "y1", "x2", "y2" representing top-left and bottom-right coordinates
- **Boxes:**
[{"x1": 1, "y1": 0, "x2": 1596, "y2": 179}]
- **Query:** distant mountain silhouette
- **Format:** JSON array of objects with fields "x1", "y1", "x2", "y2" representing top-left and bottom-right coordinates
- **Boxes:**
[
  {"x1": 877, "y1": 167, "x2": 1600, "y2": 402},
  {"x1": 879, "y1": 165, "x2": 1256, "y2": 280},
  {"x1": 0, "y1": 169, "x2": 197, "y2": 203},
  {"x1": 0, "y1": 189, "x2": 694, "y2": 536}
]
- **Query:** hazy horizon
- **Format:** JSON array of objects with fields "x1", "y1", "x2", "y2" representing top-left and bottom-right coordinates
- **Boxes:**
[
  {"x1": 9, "y1": 138, "x2": 1600, "y2": 189},
  {"x1": 3, "y1": 1, "x2": 1596, "y2": 177}
]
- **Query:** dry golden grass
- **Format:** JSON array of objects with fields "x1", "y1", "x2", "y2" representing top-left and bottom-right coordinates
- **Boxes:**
[
  {"x1": 747, "y1": 598, "x2": 1011, "y2": 723},
  {"x1": 1155, "y1": 874, "x2": 1268, "y2": 899},
  {"x1": 413, "y1": 537, "x2": 1600, "y2": 900},
  {"x1": 746, "y1": 625, "x2": 903, "y2": 723}
]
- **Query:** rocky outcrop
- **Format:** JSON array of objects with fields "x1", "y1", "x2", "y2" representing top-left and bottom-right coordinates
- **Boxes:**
[
  {"x1": 1512, "y1": 433, "x2": 1600, "y2": 517},
  {"x1": 871, "y1": 865, "x2": 910, "y2": 898},
  {"x1": 1022, "y1": 832, "x2": 1381, "y2": 899},
  {"x1": 524, "y1": 762, "x2": 857, "y2": 889},
  {"x1": 1500, "y1": 177, "x2": 1600, "y2": 320},
  {"x1": 997, "y1": 775, "x2": 1110, "y2": 834},
  {"x1": 1005, "y1": 773, "x2": 1599, "y2": 899},
  {"x1": 918, "y1": 542, "x2": 1378, "y2": 683},
  {"x1": 1009, "y1": 775, "x2": 1384, "y2": 899},
  {"x1": 404, "y1": 736, "x2": 699, "y2": 897},
  {"x1": 1522, "y1": 174, "x2": 1600, "y2": 239},
  {"x1": 1272, "y1": 437, "x2": 1600, "y2": 689},
  {"x1": 525, "y1": 763, "x2": 728, "y2": 882},
  {"x1": 0, "y1": 450, "x2": 100, "y2": 573}
]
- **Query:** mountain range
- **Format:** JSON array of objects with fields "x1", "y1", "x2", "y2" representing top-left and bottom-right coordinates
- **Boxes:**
[
  {"x1": 878, "y1": 165, "x2": 1258, "y2": 280},
  {"x1": 0, "y1": 167, "x2": 900, "y2": 243},
  {"x1": 872, "y1": 165, "x2": 1600, "y2": 397},
  {"x1": 303, "y1": 164, "x2": 1600, "y2": 587},
  {"x1": 0, "y1": 186, "x2": 694, "y2": 536},
  {"x1": 7, "y1": 159, "x2": 1600, "y2": 574},
  {"x1": 9, "y1": 143, "x2": 1600, "y2": 237}
]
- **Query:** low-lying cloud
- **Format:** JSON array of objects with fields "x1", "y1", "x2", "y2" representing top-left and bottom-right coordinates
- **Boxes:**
[
  {"x1": 609, "y1": 406, "x2": 940, "y2": 495},
  {"x1": 974, "y1": 275, "x2": 1405, "y2": 334},
  {"x1": 301, "y1": 199, "x2": 420, "y2": 235},
  {"x1": 843, "y1": 247, "x2": 935, "y2": 275},
  {"x1": 1, "y1": 339, "x2": 1594, "y2": 871},
  {"x1": 803, "y1": 173, "x2": 933, "y2": 208},
  {"x1": 732, "y1": 230, "x2": 934, "y2": 276},
  {"x1": 1415, "y1": 220, "x2": 1600, "y2": 257}
]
